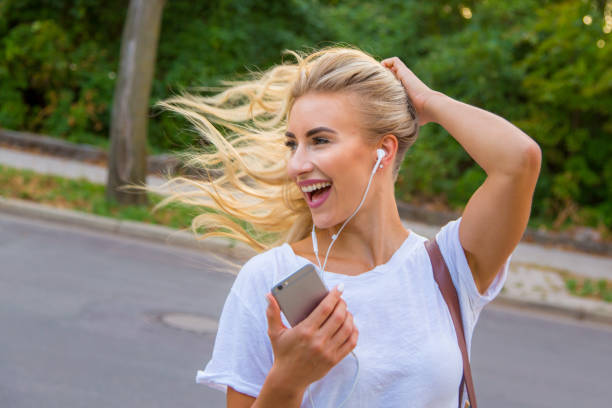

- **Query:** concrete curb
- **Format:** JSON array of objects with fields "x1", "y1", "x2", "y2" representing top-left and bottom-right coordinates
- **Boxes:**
[
  {"x1": 0, "y1": 128, "x2": 179, "y2": 175},
  {"x1": 492, "y1": 295, "x2": 612, "y2": 326},
  {"x1": 0, "y1": 128, "x2": 107, "y2": 162},
  {"x1": 0, "y1": 196, "x2": 256, "y2": 264},
  {"x1": 1, "y1": 196, "x2": 610, "y2": 325}
]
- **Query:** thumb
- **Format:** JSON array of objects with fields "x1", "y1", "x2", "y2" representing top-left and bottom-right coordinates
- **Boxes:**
[{"x1": 265, "y1": 293, "x2": 286, "y2": 338}]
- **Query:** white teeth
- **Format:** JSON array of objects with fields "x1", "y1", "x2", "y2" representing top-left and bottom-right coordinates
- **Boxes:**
[{"x1": 300, "y1": 182, "x2": 331, "y2": 193}]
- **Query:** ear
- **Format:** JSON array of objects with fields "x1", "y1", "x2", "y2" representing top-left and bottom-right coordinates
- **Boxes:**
[{"x1": 378, "y1": 134, "x2": 398, "y2": 169}]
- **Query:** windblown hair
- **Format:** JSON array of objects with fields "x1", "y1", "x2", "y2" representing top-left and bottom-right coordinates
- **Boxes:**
[{"x1": 151, "y1": 45, "x2": 419, "y2": 252}]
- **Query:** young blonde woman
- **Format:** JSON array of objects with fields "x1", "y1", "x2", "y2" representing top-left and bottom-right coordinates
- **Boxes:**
[{"x1": 154, "y1": 46, "x2": 541, "y2": 407}]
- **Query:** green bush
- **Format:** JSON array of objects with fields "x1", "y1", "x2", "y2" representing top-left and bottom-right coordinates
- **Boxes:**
[
  {"x1": 394, "y1": 0, "x2": 612, "y2": 231},
  {"x1": 0, "y1": 0, "x2": 333, "y2": 153},
  {"x1": 1, "y1": 0, "x2": 611, "y2": 231},
  {"x1": 565, "y1": 278, "x2": 577, "y2": 294},
  {"x1": 0, "y1": 1, "x2": 122, "y2": 147}
]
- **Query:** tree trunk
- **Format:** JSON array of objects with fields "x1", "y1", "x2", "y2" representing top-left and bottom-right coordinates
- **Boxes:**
[{"x1": 106, "y1": 0, "x2": 165, "y2": 205}]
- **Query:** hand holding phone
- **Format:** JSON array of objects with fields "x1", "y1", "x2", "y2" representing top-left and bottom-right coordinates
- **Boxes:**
[
  {"x1": 265, "y1": 264, "x2": 359, "y2": 391},
  {"x1": 271, "y1": 264, "x2": 328, "y2": 327}
]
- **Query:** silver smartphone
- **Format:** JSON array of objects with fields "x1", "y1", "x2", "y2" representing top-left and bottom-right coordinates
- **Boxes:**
[{"x1": 271, "y1": 264, "x2": 329, "y2": 327}]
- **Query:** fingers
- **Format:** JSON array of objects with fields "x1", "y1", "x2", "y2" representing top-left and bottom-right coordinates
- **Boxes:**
[
  {"x1": 381, "y1": 56, "x2": 403, "y2": 70},
  {"x1": 337, "y1": 325, "x2": 359, "y2": 359},
  {"x1": 380, "y1": 56, "x2": 398, "y2": 66},
  {"x1": 381, "y1": 57, "x2": 416, "y2": 83},
  {"x1": 328, "y1": 305, "x2": 354, "y2": 350},
  {"x1": 265, "y1": 293, "x2": 286, "y2": 339},
  {"x1": 320, "y1": 297, "x2": 348, "y2": 339},
  {"x1": 302, "y1": 285, "x2": 344, "y2": 329}
]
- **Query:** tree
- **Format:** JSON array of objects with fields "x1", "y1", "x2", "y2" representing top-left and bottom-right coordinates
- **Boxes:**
[{"x1": 106, "y1": 0, "x2": 165, "y2": 204}]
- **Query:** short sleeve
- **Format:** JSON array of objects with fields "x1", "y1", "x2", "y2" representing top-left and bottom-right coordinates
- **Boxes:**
[
  {"x1": 435, "y1": 217, "x2": 510, "y2": 334},
  {"x1": 195, "y1": 255, "x2": 274, "y2": 398}
]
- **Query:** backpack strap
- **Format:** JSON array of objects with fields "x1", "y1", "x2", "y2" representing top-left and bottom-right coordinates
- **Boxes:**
[{"x1": 425, "y1": 239, "x2": 477, "y2": 408}]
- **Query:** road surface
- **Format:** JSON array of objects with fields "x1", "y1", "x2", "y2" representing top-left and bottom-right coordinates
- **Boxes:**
[{"x1": 0, "y1": 213, "x2": 610, "y2": 407}]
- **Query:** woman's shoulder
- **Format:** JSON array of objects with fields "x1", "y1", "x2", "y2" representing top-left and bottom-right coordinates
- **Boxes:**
[
  {"x1": 404, "y1": 218, "x2": 462, "y2": 251},
  {"x1": 239, "y1": 244, "x2": 288, "y2": 275},
  {"x1": 232, "y1": 243, "x2": 295, "y2": 291}
]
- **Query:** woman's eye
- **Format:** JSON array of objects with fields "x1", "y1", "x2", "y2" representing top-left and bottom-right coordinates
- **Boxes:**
[{"x1": 284, "y1": 137, "x2": 328, "y2": 151}]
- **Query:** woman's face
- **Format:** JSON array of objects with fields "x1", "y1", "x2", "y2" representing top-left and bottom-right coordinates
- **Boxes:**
[{"x1": 285, "y1": 92, "x2": 377, "y2": 229}]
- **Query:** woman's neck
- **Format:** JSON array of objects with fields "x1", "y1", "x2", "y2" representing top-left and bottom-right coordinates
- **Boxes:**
[{"x1": 312, "y1": 195, "x2": 409, "y2": 272}]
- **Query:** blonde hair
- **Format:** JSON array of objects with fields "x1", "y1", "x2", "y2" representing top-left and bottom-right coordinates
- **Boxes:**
[{"x1": 151, "y1": 45, "x2": 419, "y2": 252}]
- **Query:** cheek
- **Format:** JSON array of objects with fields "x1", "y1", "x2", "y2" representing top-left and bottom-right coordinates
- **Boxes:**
[
  {"x1": 329, "y1": 158, "x2": 369, "y2": 195},
  {"x1": 312, "y1": 149, "x2": 345, "y2": 176},
  {"x1": 315, "y1": 141, "x2": 372, "y2": 184}
]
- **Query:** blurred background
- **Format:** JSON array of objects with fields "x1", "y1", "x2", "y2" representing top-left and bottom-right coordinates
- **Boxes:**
[
  {"x1": 0, "y1": 1, "x2": 611, "y2": 407},
  {"x1": 1, "y1": 0, "x2": 611, "y2": 234}
]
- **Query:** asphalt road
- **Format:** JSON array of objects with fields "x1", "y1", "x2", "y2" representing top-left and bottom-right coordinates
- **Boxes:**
[{"x1": 1, "y1": 213, "x2": 610, "y2": 408}]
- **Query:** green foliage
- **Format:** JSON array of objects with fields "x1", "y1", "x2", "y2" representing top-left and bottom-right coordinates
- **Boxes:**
[
  {"x1": 0, "y1": 163, "x2": 267, "y2": 240},
  {"x1": 1, "y1": 0, "x2": 611, "y2": 231},
  {"x1": 565, "y1": 278, "x2": 577, "y2": 293},
  {"x1": 0, "y1": 0, "x2": 333, "y2": 153},
  {"x1": 150, "y1": 0, "x2": 336, "y2": 152},
  {"x1": 394, "y1": 0, "x2": 542, "y2": 208},
  {"x1": 516, "y1": 1, "x2": 612, "y2": 229},
  {"x1": 0, "y1": 0, "x2": 122, "y2": 147},
  {"x1": 580, "y1": 279, "x2": 595, "y2": 296},
  {"x1": 564, "y1": 276, "x2": 612, "y2": 302},
  {"x1": 0, "y1": 163, "x2": 200, "y2": 229},
  {"x1": 391, "y1": 0, "x2": 611, "y2": 230},
  {"x1": 597, "y1": 279, "x2": 608, "y2": 294}
]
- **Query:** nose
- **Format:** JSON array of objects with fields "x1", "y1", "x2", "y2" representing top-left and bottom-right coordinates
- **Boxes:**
[{"x1": 286, "y1": 144, "x2": 315, "y2": 180}]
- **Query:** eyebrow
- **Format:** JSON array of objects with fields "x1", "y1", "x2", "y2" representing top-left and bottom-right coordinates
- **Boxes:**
[{"x1": 285, "y1": 126, "x2": 337, "y2": 139}]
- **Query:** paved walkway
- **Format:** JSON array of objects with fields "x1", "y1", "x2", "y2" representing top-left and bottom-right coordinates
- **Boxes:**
[
  {"x1": 0, "y1": 146, "x2": 166, "y2": 187},
  {"x1": 1, "y1": 146, "x2": 611, "y2": 323}
]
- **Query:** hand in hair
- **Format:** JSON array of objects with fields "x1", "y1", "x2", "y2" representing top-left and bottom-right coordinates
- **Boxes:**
[{"x1": 381, "y1": 57, "x2": 442, "y2": 126}]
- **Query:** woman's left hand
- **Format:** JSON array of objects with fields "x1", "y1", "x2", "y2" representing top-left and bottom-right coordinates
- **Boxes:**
[{"x1": 381, "y1": 57, "x2": 442, "y2": 126}]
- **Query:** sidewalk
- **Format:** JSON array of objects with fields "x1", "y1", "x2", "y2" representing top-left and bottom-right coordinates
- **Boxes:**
[
  {"x1": 0, "y1": 146, "x2": 167, "y2": 187},
  {"x1": 1, "y1": 145, "x2": 611, "y2": 324}
]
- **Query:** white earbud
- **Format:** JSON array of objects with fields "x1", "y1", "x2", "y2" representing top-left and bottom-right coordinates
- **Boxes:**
[{"x1": 374, "y1": 148, "x2": 386, "y2": 171}]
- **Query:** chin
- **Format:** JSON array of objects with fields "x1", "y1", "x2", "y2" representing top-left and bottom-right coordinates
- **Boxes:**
[
  {"x1": 311, "y1": 211, "x2": 347, "y2": 230},
  {"x1": 311, "y1": 214, "x2": 335, "y2": 230}
]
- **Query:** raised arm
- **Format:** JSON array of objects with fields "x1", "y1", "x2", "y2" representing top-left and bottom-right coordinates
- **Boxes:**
[{"x1": 382, "y1": 57, "x2": 541, "y2": 294}]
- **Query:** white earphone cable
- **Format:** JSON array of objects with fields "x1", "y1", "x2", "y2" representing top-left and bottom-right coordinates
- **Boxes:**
[{"x1": 307, "y1": 149, "x2": 384, "y2": 408}]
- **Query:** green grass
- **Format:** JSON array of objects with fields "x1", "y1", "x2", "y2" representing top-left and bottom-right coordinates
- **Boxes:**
[
  {"x1": 0, "y1": 164, "x2": 200, "y2": 230},
  {"x1": 0, "y1": 164, "x2": 279, "y2": 248},
  {"x1": 564, "y1": 276, "x2": 612, "y2": 303}
]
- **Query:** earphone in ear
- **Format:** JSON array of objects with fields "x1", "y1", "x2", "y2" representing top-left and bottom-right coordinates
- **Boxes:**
[
  {"x1": 309, "y1": 148, "x2": 385, "y2": 408},
  {"x1": 373, "y1": 148, "x2": 386, "y2": 171}
]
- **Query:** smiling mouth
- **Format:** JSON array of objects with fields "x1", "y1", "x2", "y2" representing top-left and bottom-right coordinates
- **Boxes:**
[
  {"x1": 301, "y1": 182, "x2": 333, "y2": 209},
  {"x1": 307, "y1": 184, "x2": 332, "y2": 201}
]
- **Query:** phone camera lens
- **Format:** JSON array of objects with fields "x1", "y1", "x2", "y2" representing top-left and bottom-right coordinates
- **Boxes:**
[{"x1": 277, "y1": 285, "x2": 283, "y2": 290}]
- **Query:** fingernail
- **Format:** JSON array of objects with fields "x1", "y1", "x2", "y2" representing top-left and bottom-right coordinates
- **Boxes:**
[{"x1": 337, "y1": 282, "x2": 344, "y2": 293}]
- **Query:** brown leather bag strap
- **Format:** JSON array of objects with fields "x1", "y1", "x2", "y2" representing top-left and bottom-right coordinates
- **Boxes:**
[{"x1": 425, "y1": 239, "x2": 477, "y2": 408}]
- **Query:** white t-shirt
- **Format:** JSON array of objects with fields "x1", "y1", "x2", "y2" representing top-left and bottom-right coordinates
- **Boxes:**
[{"x1": 196, "y1": 218, "x2": 509, "y2": 407}]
